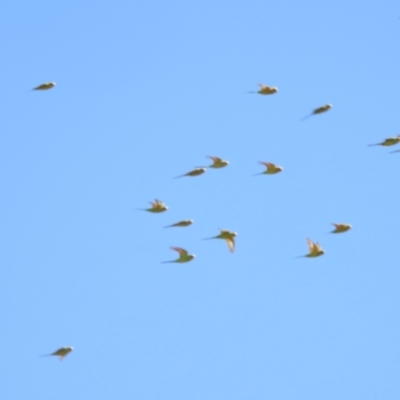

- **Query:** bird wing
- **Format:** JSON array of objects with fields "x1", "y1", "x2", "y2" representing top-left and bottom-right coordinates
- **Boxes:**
[{"x1": 171, "y1": 247, "x2": 188, "y2": 256}]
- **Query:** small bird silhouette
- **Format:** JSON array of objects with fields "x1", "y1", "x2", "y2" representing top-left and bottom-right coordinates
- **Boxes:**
[
  {"x1": 204, "y1": 229, "x2": 237, "y2": 253},
  {"x1": 139, "y1": 199, "x2": 168, "y2": 213},
  {"x1": 297, "y1": 238, "x2": 325, "y2": 258},
  {"x1": 256, "y1": 162, "x2": 283, "y2": 175},
  {"x1": 174, "y1": 168, "x2": 206, "y2": 178},
  {"x1": 40, "y1": 347, "x2": 73, "y2": 360},
  {"x1": 32, "y1": 82, "x2": 56, "y2": 90},
  {"x1": 301, "y1": 104, "x2": 332, "y2": 120},
  {"x1": 248, "y1": 83, "x2": 278, "y2": 95},
  {"x1": 164, "y1": 220, "x2": 193, "y2": 228},
  {"x1": 205, "y1": 156, "x2": 229, "y2": 168},
  {"x1": 162, "y1": 247, "x2": 195, "y2": 263},
  {"x1": 368, "y1": 135, "x2": 400, "y2": 147},
  {"x1": 330, "y1": 223, "x2": 352, "y2": 233}
]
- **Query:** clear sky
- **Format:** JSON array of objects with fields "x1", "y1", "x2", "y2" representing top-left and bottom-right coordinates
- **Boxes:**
[{"x1": 1, "y1": 1, "x2": 400, "y2": 399}]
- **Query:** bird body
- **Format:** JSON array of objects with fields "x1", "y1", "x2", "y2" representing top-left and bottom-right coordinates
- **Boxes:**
[
  {"x1": 140, "y1": 199, "x2": 168, "y2": 213},
  {"x1": 41, "y1": 347, "x2": 73, "y2": 360},
  {"x1": 301, "y1": 104, "x2": 332, "y2": 120},
  {"x1": 162, "y1": 247, "x2": 195, "y2": 263},
  {"x1": 32, "y1": 82, "x2": 56, "y2": 90},
  {"x1": 164, "y1": 220, "x2": 193, "y2": 228},
  {"x1": 331, "y1": 223, "x2": 352, "y2": 233},
  {"x1": 204, "y1": 229, "x2": 237, "y2": 253},
  {"x1": 207, "y1": 156, "x2": 229, "y2": 168},
  {"x1": 368, "y1": 135, "x2": 400, "y2": 147},
  {"x1": 257, "y1": 162, "x2": 283, "y2": 175},
  {"x1": 298, "y1": 238, "x2": 325, "y2": 258},
  {"x1": 175, "y1": 168, "x2": 206, "y2": 178},
  {"x1": 248, "y1": 83, "x2": 278, "y2": 95}
]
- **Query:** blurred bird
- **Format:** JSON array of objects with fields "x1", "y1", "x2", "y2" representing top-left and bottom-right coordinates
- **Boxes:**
[
  {"x1": 248, "y1": 83, "x2": 278, "y2": 95},
  {"x1": 204, "y1": 156, "x2": 229, "y2": 168},
  {"x1": 297, "y1": 238, "x2": 325, "y2": 258},
  {"x1": 164, "y1": 220, "x2": 193, "y2": 228},
  {"x1": 174, "y1": 168, "x2": 206, "y2": 178},
  {"x1": 162, "y1": 247, "x2": 195, "y2": 263},
  {"x1": 40, "y1": 347, "x2": 73, "y2": 360},
  {"x1": 368, "y1": 135, "x2": 400, "y2": 147},
  {"x1": 256, "y1": 162, "x2": 283, "y2": 175},
  {"x1": 301, "y1": 104, "x2": 332, "y2": 120},
  {"x1": 32, "y1": 82, "x2": 56, "y2": 90},
  {"x1": 204, "y1": 229, "x2": 237, "y2": 253},
  {"x1": 330, "y1": 223, "x2": 352, "y2": 233},
  {"x1": 139, "y1": 199, "x2": 168, "y2": 213}
]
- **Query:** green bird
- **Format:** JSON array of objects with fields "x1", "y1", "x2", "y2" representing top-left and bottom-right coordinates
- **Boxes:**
[
  {"x1": 255, "y1": 162, "x2": 283, "y2": 175},
  {"x1": 205, "y1": 156, "x2": 229, "y2": 168},
  {"x1": 368, "y1": 135, "x2": 400, "y2": 147},
  {"x1": 162, "y1": 247, "x2": 195, "y2": 263},
  {"x1": 174, "y1": 168, "x2": 206, "y2": 178},
  {"x1": 247, "y1": 83, "x2": 278, "y2": 95},
  {"x1": 40, "y1": 347, "x2": 73, "y2": 360},
  {"x1": 164, "y1": 220, "x2": 193, "y2": 228},
  {"x1": 139, "y1": 199, "x2": 168, "y2": 213},
  {"x1": 297, "y1": 238, "x2": 325, "y2": 258},
  {"x1": 301, "y1": 104, "x2": 332, "y2": 120},
  {"x1": 204, "y1": 229, "x2": 237, "y2": 253},
  {"x1": 32, "y1": 82, "x2": 56, "y2": 90},
  {"x1": 330, "y1": 223, "x2": 352, "y2": 233}
]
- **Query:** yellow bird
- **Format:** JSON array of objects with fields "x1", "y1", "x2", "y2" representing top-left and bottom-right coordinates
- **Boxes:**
[
  {"x1": 32, "y1": 82, "x2": 56, "y2": 90},
  {"x1": 206, "y1": 156, "x2": 229, "y2": 168},
  {"x1": 301, "y1": 104, "x2": 332, "y2": 120},
  {"x1": 331, "y1": 223, "x2": 352, "y2": 233},
  {"x1": 139, "y1": 199, "x2": 168, "y2": 213},
  {"x1": 162, "y1": 247, "x2": 195, "y2": 263},
  {"x1": 40, "y1": 347, "x2": 73, "y2": 360},
  {"x1": 256, "y1": 162, "x2": 283, "y2": 175},
  {"x1": 174, "y1": 168, "x2": 206, "y2": 178},
  {"x1": 368, "y1": 135, "x2": 400, "y2": 147},
  {"x1": 248, "y1": 83, "x2": 278, "y2": 95},
  {"x1": 297, "y1": 238, "x2": 325, "y2": 258},
  {"x1": 204, "y1": 229, "x2": 237, "y2": 253},
  {"x1": 164, "y1": 220, "x2": 193, "y2": 228}
]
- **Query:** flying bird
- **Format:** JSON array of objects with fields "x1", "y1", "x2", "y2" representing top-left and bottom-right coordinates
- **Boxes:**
[
  {"x1": 40, "y1": 347, "x2": 73, "y2": 360},
  {"x1": 256, "y1": 162, "x2": 283, "y2": 175},
  {"x1": 205, "y1": 156, "x2": 229, "y2": 168},
  {"x1": 301, "y1": 104, "x2": 332, "y2": 120},
  {"x1": 204, "y1": 229, "x2": 237, "y2": 253},
  {"x1": 139, "y1": 199, "x2": 168, "y2": 213},
  {"x1": 368, "y1": 135, "x2": 400, "y2": 147},
  {"x1": 174, "y1": 168, "x2": 206, "y2": 178},
  {"x1": 297, "y1": 238, "x2": 325, "y2": 258},
  {"x1": 164, "y1": 220, "x2": 193, "y2": 228},
  {"x1": 32, "y1": 82, "x2": 56, "y2": 90},
  {"x1": 162, "y1": 247, "x2": 195, "y2": 263},
  {"x1": 330, "y1": 223, "x2": 352, "y2": 233},
  {"x1": 248, "y1": 83, "x2": 278, "y2": 95}
]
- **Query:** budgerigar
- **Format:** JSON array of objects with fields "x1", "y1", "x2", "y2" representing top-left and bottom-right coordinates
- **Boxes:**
[
  {"x1": 164, "y1": 220, "x2": 193, "y2": 228},
  {"x1": 330, "y1": 223, "x2": 352, "y2": 233},
  {"x1": 40, "y1": 347, "x2": 73, "y2": 360},
  {"x1": 204, "y1": 229, "x2": 237, "y2": 253},
  {"x1": 248, "y1": 83, "x2": 278, "y2": 95},
  {"x1": 162, "y1": 247, "x2": 195, "y2": 263},
  {"x1": 139, "y1": 199, "x2": 168, "y2": 213},
  {"x1": 301, "y1": 104, "x2": 332, "y2": 120},
  {"x1": 32, "y1": 82, "x2": 56, "y2": 90},
  {"x1": 368, "y1": 135, "x2": 400, "y2": 147},
  {"x1": 297, "y1": 238, "x2": 325, "y2": 258},
  {"x1": 256, "y1": 162, "x2": 283, "y2": 175},
  {"x1": 174, "y1": 168, "x2": 206, "y2": 178}
]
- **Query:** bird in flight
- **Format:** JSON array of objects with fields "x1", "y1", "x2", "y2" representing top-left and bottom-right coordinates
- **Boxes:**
[
  {"x1": 368, "y1": 135, "x2": 400, "y2": 147},
  {"x1": 32, "y1": 82, "x2": 56, "y2": 90},
  {"x1": 248, "y1": 83, "x2": 278, "y2": 95},
  {"x1": 164, "y1": 220, "x2": 193, "y2": 228},
  {"x1": 204, "y1": 229, "x2": 237, "y2": 253},
  {"x1": 40, "y1": 347, "x2": 73, "y2": 360},
  {"x1": 297, "y1": 238, "x2": 325, "y2": 258},
  {"x1": 256, "y1": 162, "x2": 283, "y2": 175},
  {"x1": 330, "y1": 223, "x2": 352, "y2": 233},
  {"x1": 139, "y1": 199, "x2": 168, "y2": 213},
  {"x1": 174, "y1": 168, "x2": 206, "y2": 178},
  {"x1": 301, "y1": 104, "x2": 332, "y2": 120},
  {"x1": 162, "y1": 247, "x2": 195, "y2": 263},
  {"x1": 204, "y1": 156, "x2": 229, "y2": 169}
]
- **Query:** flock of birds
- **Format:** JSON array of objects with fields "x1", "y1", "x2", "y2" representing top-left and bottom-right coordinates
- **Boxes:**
[{"x1": 32, "y1": 81, "x2": 400, "y2": 360}]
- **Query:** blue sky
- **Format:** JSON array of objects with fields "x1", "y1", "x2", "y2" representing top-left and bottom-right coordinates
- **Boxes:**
[{"x1": 1, "y1": 1, "x2": 400, "y2": 399}]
